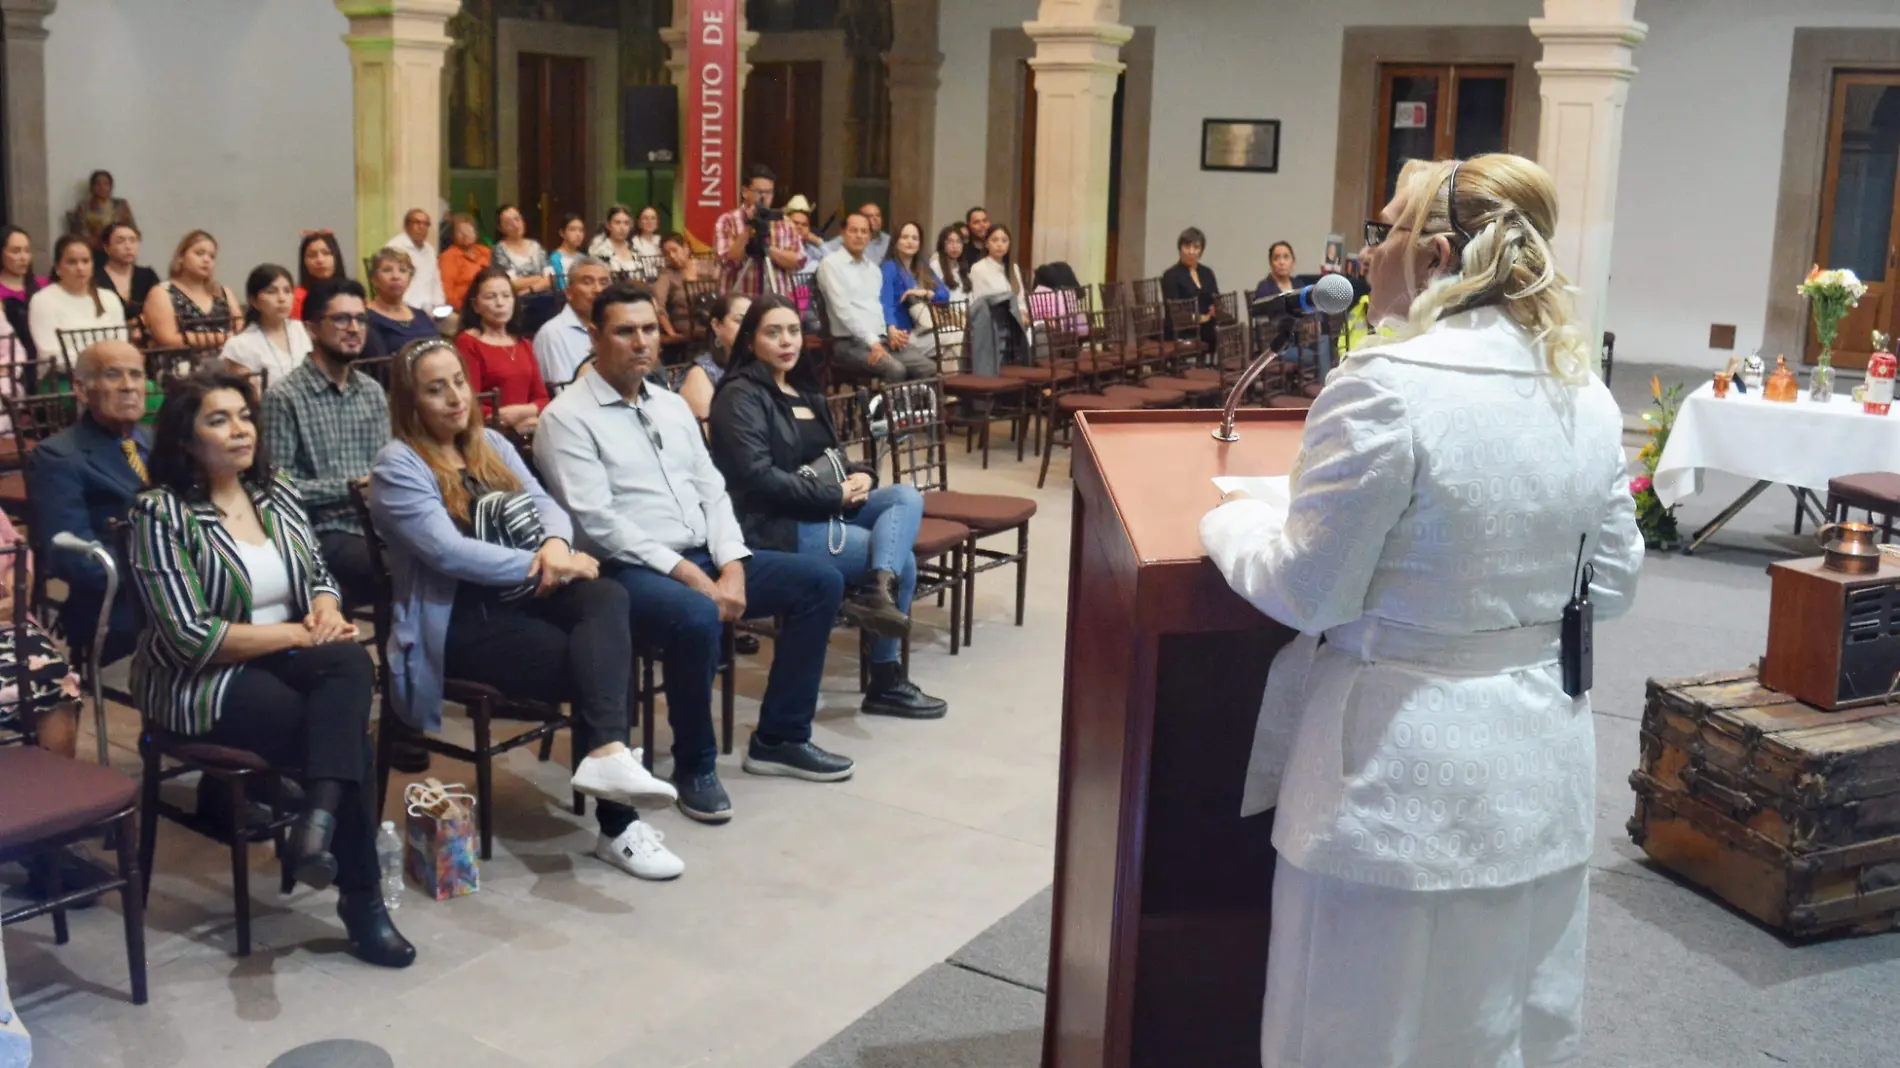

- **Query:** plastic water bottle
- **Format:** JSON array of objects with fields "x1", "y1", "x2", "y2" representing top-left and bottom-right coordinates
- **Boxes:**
[{"x1": 376, "y1": 820, "x2": 405, "y2": 910}]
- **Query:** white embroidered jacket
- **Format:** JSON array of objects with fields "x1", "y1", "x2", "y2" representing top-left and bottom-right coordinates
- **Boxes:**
[{"x1": 1201, "y1": 308, "x2": 1643, "y2": 891}]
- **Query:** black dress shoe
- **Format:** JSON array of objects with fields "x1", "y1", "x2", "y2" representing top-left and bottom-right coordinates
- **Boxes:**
[
  {"x1": 382, "y1": 720, "x2": 433, "y2": 774},
  {"x1": 841, "y1": 570, "x2": 912, "y2": 640},
  {"x1": 741, "y1": 735, "x2": 855, "y2": 782},
  {"x1": 734, "y1": 634, "x2": 761, "y2": 655},
  {"x1": 862, "y1": 662, "x2": 949, "y2": 720},
  {"x1": 337, "y1": 891, "x2": 417, "y2": 968},
  {"x1": 287, "y1": 809, "x2": 339, "y2": 891}
]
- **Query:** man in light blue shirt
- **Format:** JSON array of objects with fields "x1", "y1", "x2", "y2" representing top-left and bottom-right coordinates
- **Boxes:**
[
  {"x1": 532, "y1": 258, "x2": 611, "y2": 386},
  {"x1": 819, "y1": 201, "x2": 889, "y2": 265},
  {"x1": 535, "y1": 284, "x2": 856, "y2": 824},
  {"x1": 818, "y1": 213, "x2": 934, "y2": 382}
]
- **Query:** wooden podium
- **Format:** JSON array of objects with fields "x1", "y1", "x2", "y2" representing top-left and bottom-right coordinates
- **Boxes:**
[{"x1": 1042, "y1": 408, "x2": 1305, "y2": 1068}]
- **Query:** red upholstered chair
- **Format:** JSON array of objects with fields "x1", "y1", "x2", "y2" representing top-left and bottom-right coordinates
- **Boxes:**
[
  {"x1": 1826, "y1": 472, "x2": 1900, "y2": 541},
  {"x1": 930, "y1": 300, "x2": 1030, "y2": 468}
]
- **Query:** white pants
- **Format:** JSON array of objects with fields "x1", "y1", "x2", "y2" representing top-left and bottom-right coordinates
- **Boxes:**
[
  {"x1": 1261, "y1": 862, "x2": 1587, "y2": 1068},
  {"x1": 0, "y1": 932, "x2": 28, "y2": 1068}
]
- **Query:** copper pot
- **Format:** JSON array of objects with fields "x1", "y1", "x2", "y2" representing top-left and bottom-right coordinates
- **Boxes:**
[{"x1": 1818, "y1": 521, "x2": 1883, "y2": 574}]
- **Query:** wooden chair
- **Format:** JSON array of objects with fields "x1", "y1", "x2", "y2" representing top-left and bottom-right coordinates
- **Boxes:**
[
  {"x1": 175, "y1": 313, "x2": 234, "y2": 354},
  {"x1": 1096, "y1": 281, "x2": 1130, "y2": 312},
  {"x1": 352, "y1": 482, "x2": 580, "y2": 861},
  {"x1": 142, "y1": 347, "x2": 199, "y2": 390},
  {"x1": 1826, "y1": 473, "x2": 1900, "y2": 541},
  {"x1": 1102, "y1": 305, "x2": 1187, "y2": 410},
  {"x1": 0, "y1": 747, "x2": 146, "y2": 1003},
  {"x1": 1032, "y1": 315, "x2": 1123, "y2": 489},
  {"x1": 876, "y1": 378, "x2": 1036, "y2": 650},
  {"x1": 930, "y1": 300, "x2": 1029, "y2": 468},
  {"x1": 1131, "y1": 277, "x2": 1163, "y2": 308},
  {"x1": 56, "y1": 324, "x2": 131, "y2": 365},
  {"x1": 0, "y1": 389, "x2": 83, "y2": 521},
  {"x1": 1164, "y1": 297, "x2": 1210, "y2": 365}
]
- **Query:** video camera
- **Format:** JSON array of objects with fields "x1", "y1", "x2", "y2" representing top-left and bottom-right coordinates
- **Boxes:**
[{"x1": 745, "y1": 205, "x2": 785, "y2": 260}]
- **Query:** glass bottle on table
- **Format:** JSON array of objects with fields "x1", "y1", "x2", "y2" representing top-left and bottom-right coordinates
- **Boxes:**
[{"x1": 1764, "y1": 354, "x2": 1800, "y2": 403}]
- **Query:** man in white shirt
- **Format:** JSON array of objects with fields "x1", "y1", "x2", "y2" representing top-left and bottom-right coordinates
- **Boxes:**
[
  {"x1": 384, "y1": 208, "x2": 445, "y2": 312},
  {"x1": 820, "y1": 202, "x2": 889, "y2": 265},
  {"x1": 532, "y1": 258, "x2": 612, "y2": 385},
  {"x1": 536, "y1": 287, "x2": 855, "y2": 825},
  {"x1": 817, "y1": 213, "x2": 934, "y2": 383}
]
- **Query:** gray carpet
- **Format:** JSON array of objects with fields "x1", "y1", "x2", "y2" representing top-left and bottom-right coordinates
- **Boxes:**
[{"x1": 796, "y1": 361, "x2": 1900, "y2": 1067}]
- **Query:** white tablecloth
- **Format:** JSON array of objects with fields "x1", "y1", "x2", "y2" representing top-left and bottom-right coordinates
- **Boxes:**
[{"x1": 1653, "y1": 382, "x2": 1900, "y2": 507}]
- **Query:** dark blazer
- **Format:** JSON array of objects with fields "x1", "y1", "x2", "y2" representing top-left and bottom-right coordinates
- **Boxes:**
[
  {"x1": 26, "y1": 415, "x2": 150, "y2": 660},
  {"x1": 705, "y1": 361, "x2": 875, "y2": 552},
  {"x1": 127, "y1": 472, "x2": 340, "y2": 735}
]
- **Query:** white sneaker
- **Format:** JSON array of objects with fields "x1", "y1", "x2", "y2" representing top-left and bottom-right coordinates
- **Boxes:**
[
  {"x1": 593, "y1": 821, "x2": 683, "y2": 881},
  {"x1": 571, "y1": 748, "x2": 679, "y2": 807}
]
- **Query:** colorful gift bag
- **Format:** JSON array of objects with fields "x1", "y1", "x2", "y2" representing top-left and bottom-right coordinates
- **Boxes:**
[{"x1": 403, "y1": 779, "x2": 479, "y2": 900}]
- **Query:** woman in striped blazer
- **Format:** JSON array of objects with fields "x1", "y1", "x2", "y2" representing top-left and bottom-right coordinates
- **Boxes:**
[{"x1": 127, "y1": 367, "x2": 414, "y2": 969}]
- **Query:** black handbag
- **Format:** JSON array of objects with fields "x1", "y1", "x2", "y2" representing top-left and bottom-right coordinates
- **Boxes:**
[{"x1": 796, "y1": 447, "x2": 851, "y2": 554}]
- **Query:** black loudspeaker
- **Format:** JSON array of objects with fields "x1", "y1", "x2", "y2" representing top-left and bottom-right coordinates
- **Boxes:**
[{"x1": 623, "y1": 85, "x2": 680, "y2": 165}]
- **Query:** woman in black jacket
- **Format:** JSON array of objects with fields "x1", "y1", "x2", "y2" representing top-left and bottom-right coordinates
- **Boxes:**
[{"x1": 707, "y1": 295, "x2": 946, "y2": 719}]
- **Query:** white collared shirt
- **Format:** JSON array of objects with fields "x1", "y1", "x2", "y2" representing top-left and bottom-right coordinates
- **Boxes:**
[{"x1": 816, "y1": 248, "x2": 885, "y2": 346}]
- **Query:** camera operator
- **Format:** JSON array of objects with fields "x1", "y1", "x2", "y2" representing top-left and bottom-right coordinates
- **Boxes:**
[{"x1": 716, "y1": 164, "x2": 806, "y2": 298}]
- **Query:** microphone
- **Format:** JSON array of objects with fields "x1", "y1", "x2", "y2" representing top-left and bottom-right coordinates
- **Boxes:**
[{"x1": 1251, "y1": 273, "x2": 1356, "y2": 320}]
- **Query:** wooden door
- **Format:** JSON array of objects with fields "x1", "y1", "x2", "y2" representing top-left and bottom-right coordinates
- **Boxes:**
[
  {"x1": 518, "y1": 53, "x2": 589, "y2": 247},
  {"x1": 1371, "y1": 63, "x2": 1513, "y2": 214},
  {"x1": 1018, "y1": 65, "x2": 1038, "y2": 266},
  {"x1": 742, "y1": 62, "x2": 822, "y2": 216},
  {"x1": 1811, "y1": 72, "x2": 1900, "y2": 368}
]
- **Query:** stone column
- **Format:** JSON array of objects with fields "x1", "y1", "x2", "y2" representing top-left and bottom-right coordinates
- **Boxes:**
[
  {"x1": 884, "y1": 0, "x2": 942, "y2": 229},
  {"x1": 1024, "y1": 0, "x2": 1130, "y2": 287},
  {"x1": 1530, "y1": 0, "x2": 1646, "y2": 366},
  {"x1": 1, "y1": 0, "x2": 57, "y2": 241},
  {"x1": 663, "y1": 0, "x2": 757, "y2": 236},
  {"x1": 334, "y1": 0, "x2": 461, "y2": 263}
]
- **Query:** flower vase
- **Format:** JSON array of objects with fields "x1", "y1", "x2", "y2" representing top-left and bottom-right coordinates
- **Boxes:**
[{"x1": 1811, "y1": 350, "x2": 1835, "y2": 402}]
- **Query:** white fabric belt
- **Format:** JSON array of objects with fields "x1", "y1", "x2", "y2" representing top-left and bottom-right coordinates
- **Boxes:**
[{"x1": 1325, "y1": 617, "x2": 1562, "y2": 676}]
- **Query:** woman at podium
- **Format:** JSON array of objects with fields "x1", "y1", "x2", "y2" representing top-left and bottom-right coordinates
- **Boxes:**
[{"x1": 1200, "y1": 153, "x2": 1643, "y2": 1068}]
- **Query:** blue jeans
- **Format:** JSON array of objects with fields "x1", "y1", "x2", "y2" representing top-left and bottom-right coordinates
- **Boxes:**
[
  {"x1": 608, "y1": 549, "x2": 844, "y2": 776},
  {"x1": 795, "y1": 484, "x2": 922, "y2": 664}
]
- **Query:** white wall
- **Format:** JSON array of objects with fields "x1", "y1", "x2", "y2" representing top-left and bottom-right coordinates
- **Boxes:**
[
  {"x1": 932, "y1": 0, "x2": 1900, "y2": 374},
  {"x1": 1611, "y1": 0, "x2": 1900, "y2": 370},
  {"x1": 44, "y1": 0, "x2": 356, "y2": 299}
]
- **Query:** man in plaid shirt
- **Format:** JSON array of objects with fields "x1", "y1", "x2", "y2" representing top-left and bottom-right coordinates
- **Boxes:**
[
  {"x1": 262, "y1": 278, "x2": 390, "y2": 618},
  {"x1": 715, "y1": 163, "x2": 805, "y2": 297}
]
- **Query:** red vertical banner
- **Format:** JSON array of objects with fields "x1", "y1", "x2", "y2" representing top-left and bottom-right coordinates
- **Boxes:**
[{"x1": 683, "y1": 0, "x2": 737, "y2": 250}]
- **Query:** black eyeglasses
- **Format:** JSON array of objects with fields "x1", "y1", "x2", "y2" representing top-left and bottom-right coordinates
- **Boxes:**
[
  {"x1": 632, "y1": 403, "x2": 663, "y2": 452},
  {"x1": 322, "y1": 313, "x2": 370, "y2": 330},
  {"x1": 1364, "y1": 220, "x2": 1397, "y2": 248}
]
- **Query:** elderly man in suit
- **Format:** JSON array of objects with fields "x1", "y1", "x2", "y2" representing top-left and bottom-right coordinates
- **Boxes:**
[{"x1": 26, "y1": 339, "x2": 149, "y2": 665}]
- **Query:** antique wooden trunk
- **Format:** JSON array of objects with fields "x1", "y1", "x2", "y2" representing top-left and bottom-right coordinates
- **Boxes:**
[{"x1": 1629, "y1": 668, "x2": 1900, "y2": 936}]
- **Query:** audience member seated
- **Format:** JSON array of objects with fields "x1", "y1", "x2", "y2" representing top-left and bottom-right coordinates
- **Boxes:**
[
  {"x1": 438, "y1": 213, "x2": 491, "y2": 311},
  {"x1": 71, "y1": 170, "x2": 134, "y2": 248},
  {"x1": 261, "y1": 279, "x2": 389, "y2": 618},
  {"x1": 291, "y1": 230, "x2": 346, "y2": 321},
  {"x1": 490, "y1": 205, "x2": 553, "y2": 298},
  {"x1": 783, "y1": 195, "x2": 826, "y2": 266},
  {"x1": 1030, "y1": 262, "x2": 1090, "y2": 342},
  {"x1": 128, "y1": 367, "x2": 414, "y2": 969},
  {"x1": 931, "y1": 225, "x2": 969, "y2": 305},
  {"x1": 536, "y1": 286, "x2": 855, "y2": 825},
  {"x1": 1255, "y1": 240, "x2": 1300, "y2": 300},
  {"x1": 651, "y1": 234, "x2": 701, "y2": 355},
  {"x1": 364, "y1": 248, "x2": 442, "y2": 359},
  {"x1": 27, "y1": 340, "x2": 150, "y2": 666},
  {"x1": 0, "y1": 227, "x2": 47, "y2": 361},
  {"x1": 220, "y1": 264, "x2": 310, "y2": 384},
  {"x1": 960, "y1": 207, "x2": 992, "y2": 276},
  {"x1": 455, "y1": 267, "x2": 548, "y2": 435},
  {"x1": 629, "y1": 206, "x2": 664, "y2": 275},
  {"x1": 968, "y1": 223, "x2": 1028, "y2": 330},
  {"x1": 1159, "y1": 226, "x2": 1220, "y2": 345},
  {"x1": 384, "y1": 208, "x2": 445, "y2": 314},
  {"x1": 93, "y1": 222, "x2": 160, "y2": 324},
  {"x1": 532, "y1": 258, "x2": 611, "y2": 386},
  {"x1": 818, "y1": 214, "x2": 934, "y2": 383},
  {"x1": 369, "y1": 338, "x2": 683, "y2": 879},
  {"x1": 29, "y1": 235, "x2": 126, "y2": 362},
  {"x1": 881, "y1": 221, "x2": 948, "y2": 360},
  {"x1": 588, "y1": 204, "x2": 640, "y2": 277},
  {"x1": 142, "y1": 229, "x2": 240, "y2": 350},
  {"x1": 716, "y1": 165, "x2": 804, "y2": 298},
  {"x1": 548, "y1": 214, "x2": 589, "y2": 292},
  {"x1": 677, "y1": 293, "x2": 748, "y2": 423},
  {"x1": 822, "y1": 202, "x2": 890, "y2": 266},
  {"x1": 706, "y1": 295, "x2": 946, "y2": 719}
]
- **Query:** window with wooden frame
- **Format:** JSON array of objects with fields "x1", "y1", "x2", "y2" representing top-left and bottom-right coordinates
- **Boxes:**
[{"x1": 1371, "y1": 63, "x2": 1514, "y2": 214}]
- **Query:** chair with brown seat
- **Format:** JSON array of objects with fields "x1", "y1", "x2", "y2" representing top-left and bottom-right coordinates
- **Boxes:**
[
  {"x1": 876, "y1": 378, "x2": 1036, "y2": 650},
  {"x1": 1164, "y1": 297, "x2": 1210, "y2": 367},
  {"x1": 175, "y1": 313, "x2": 234, "y2": 356},
  {"x1": 1131, "y1": 278, "x2": 1163, "y2": 308},
  {"x1": 56, "y1": 325, "x2": 131, "y2": 367},
  {"x1": 1032, "y1": 317, "x2": 1126, "y2": 489},
  {"x1": 351, "y1": 482, "x2": 581, "y2": 861},
  {"x1": 1144, "y1": 301, "x2": 1225, "y2": 404},
  {"x1": 1826, "y1": 472, "x2": 1900, "y2": 540},
  {"x1": 930, "y1": 300, "x2": 1030, "y2": 467},
  {"x1": 0, "y1": 538, "x2": 146, "y2": 1002}
]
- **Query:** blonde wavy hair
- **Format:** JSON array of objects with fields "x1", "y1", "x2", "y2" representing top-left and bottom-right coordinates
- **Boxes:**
[{"x1": 1387, "y1": 154, "x2": 1589, "y2": 384}]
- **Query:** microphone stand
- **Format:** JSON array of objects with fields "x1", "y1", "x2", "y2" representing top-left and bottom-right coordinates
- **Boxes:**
[{"x1": 1213, "y1": 320, "x2": 1300, "y2": 443}]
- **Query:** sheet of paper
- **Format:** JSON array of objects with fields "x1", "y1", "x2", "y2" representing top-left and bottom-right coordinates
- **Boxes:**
[{"x1": 1212, "y1": 475, "x2": 1291, "y2": 510}]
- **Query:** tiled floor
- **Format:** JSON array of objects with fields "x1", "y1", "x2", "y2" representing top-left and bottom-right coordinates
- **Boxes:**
[{"x1": 4, "y1": 429, "x2": 1073, "y2": 1068}]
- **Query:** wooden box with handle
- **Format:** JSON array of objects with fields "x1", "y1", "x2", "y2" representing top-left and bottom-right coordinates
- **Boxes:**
[{"x1": 1760, "y1": 548, "x2": 1900, "y2": 711}]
